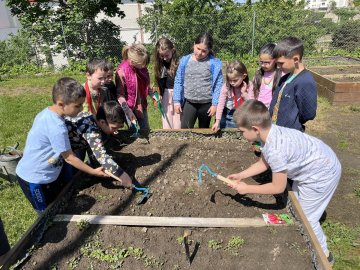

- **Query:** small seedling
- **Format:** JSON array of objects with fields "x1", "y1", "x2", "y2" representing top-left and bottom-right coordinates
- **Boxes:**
[
  {"x1": 143, "y1": 255, "x2": 164, "y2": 268},
  {"x1": 184, "y1": 187, "x2": 194, "y2": 195},
  {"x1": 76, "y1": 219, "x2": 90, "y2": 231},
  {"x1": 128, "y1": 246, "x2": 144, "y2": 260},
  {"x1": 176, "y1": 236, "x2": 184, "y2": 245},
  {"x1": 68, "y1": 257, "x2": 80, "y2": 269},
  {"x1": 225, "y1": 236, "x2": 245, "y2": 256},
  {"x1": 208, "y1": 239, "x2": 222, "y2": 250},
  {"x1": 355, "y1": 187, "x2": 360, "y2": 198}
]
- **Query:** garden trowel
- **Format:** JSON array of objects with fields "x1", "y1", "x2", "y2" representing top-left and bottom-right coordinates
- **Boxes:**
[
  {"x1": 104, "y1": 170, "x2": 150, "y2": 204},
  {"x1": 183, "y1": 229, "x2": 192, "y2": 265}
]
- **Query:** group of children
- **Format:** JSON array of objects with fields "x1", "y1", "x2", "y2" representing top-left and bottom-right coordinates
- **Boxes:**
[{"x1": 0, "y1": 34, "x2": 339, "y2": 266}]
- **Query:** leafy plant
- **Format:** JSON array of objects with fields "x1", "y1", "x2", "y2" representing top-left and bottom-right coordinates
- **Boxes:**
[
  {"x1": 184, "y1": 187, "x2": 194, "y2": 195},
  {"x1": 225, "y1": 236, "x2": 245, "y2": 256},
  {"x1": 355, "y1": 187, "x2": 360, "y2": 198},
  {"x1": 128, "y1": 246, "x2": 144, "y2": 260},
  {"x1": 176, "y1": 236, "x2": 184, "y2": 245},
  {"x1": 68, "y1": 257, "x2": 80, "y2": 269},
  {"x1": 208, "y1": 239, "x2": 222, "y2": 250},
  {"x1": 76, "y1": 219, "x2": 90, "y2": 231},
  {"x1": 143, "y1": 255, "x2": 164, "y2": 268}
]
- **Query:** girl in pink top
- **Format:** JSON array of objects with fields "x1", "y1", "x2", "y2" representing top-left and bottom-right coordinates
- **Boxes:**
[
  {"x1": 252, "y1": 43, "x2": 282, "y2": 108},
  {"x1": 212, "y1": 60, "x2": 253, "y2": 132}
]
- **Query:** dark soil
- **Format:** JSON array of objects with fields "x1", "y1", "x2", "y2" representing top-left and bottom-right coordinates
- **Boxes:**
[{"x1": 20, "y1": 134, "x2": 314, "y2": 270}]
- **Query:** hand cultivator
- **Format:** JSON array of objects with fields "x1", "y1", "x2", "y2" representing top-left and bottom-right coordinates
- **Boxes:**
[
  {"x1": 105, "y1": 170, "x2": 150, "y2": 204},
  {"x1": 198, "y1": 164, "x2": 234, "y2": 186},
  {"x1": 130, "y1": 120, "x2": 140, "y2": 138},
  {"x1": 153, "y1": 92, "x2": 165, "y2": 117}
]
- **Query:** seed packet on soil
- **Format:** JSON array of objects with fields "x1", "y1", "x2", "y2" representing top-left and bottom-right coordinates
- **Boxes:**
[{"x1": 262, "y1": 213, "x2": 293, "y2": 225}]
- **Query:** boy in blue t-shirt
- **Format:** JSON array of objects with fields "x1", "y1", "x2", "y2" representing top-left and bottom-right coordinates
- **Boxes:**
[
  {"x1": 16, "y1": 77, "x2": 109, "y2": 214},
  {"x1": 269, "y1": 36, "x2": 317, "y2": 132}
]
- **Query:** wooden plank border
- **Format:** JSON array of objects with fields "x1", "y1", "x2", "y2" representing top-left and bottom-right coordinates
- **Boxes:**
[
  {"x1": 53, "y1": 215, "x2": 268, "y2": 228},
  {"x1": 288, "y1": 190, "x2": 332, "y2": 270}
]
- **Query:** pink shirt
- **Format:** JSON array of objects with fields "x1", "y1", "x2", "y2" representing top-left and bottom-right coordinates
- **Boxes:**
[
  {"x1": 215, "y1": 81, "x2": 254, "y2": 120},
  {"x1": 256, "y1": 71, "x2": 276, "y2": 107}
]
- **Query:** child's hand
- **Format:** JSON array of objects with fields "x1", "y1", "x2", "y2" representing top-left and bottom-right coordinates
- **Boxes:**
[
  {"x1": 227, "y1": 173, "x2": 244, "y2": 182},
  {"x1": 119, "y1": 172, "x2": 133, "y2": 189},
  {"x1": 207, "y1": 105, "x2": 217, "y2": 117},
  {"x1": 93, "y1": 167, "x2": 109, "y2": 178},
  {"x1": 152, "y1": 97, "x2": 158, "y2": 107},
  {"x1": 212, "y1": 120, "x2": 220, "y2": 132},
  {"x1": 228, "y1": 181, "x2": 248, "y2": 195},
  {"x1": 134, "y1": 104, "x2": 144, "y2": 119},
  {"x1": 175, "y1": 105, "x2": 182, "y2": 114}
]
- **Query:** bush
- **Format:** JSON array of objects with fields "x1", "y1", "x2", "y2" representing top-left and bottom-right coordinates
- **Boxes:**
[{"x1": 332, "y1": 20, "x2": 360, "y2": 51}]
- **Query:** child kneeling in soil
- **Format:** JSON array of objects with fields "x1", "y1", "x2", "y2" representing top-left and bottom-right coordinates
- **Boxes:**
[
  {"x1": 16, "y1": 77, "x2": 109, "y2": 214},
  {"x1": 65, "y1": 101, "x2": 133, "y2": 188},
  {"x1": 228, "y1": 100, "x2": 341, "y2": 265}
]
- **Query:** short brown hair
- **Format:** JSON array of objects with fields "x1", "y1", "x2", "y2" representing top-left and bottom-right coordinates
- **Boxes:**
[
  {"x1": 96, "y1": 101, "x2": 125, "y2": 124},
  {"x1": 233, "y1": 100, "x2": 271, "y2": 129},
  {"x1": 52, "y1": 77, "x2": 85, "y2": 105},
  {"x1": 273, "y1": 36, "x2": 304, "y2": 60},
  {"x1": 86, "y1": 58, "x2": 109, "y2": 75}
]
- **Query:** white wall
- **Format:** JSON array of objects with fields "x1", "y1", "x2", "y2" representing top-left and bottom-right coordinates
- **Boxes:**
[
  {"x1": 304, "y1": 0, "x2": 350, "y2": 10},
  {"x1": 96, "y1": 0, "x2": 154, "y2": 45},
  {"x1": 0, "y1": 0, "x2": 21, "y2": 40}
]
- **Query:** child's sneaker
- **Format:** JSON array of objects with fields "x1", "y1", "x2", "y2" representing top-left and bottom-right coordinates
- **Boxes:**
[{"x1": 327, "y1": 252, "x2": 335, "y2": 266}]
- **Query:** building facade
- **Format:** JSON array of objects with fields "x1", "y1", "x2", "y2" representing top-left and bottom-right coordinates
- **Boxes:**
[{"x1": 304, "y1": 0, "x2": 351, "y2": 10}]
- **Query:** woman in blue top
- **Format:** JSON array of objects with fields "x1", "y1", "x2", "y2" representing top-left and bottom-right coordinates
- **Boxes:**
[{"x1": 173, "y1": 32, "x2": 223, "y2": 129}]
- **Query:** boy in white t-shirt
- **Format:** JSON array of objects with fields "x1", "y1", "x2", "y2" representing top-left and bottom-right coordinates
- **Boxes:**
[
  {"x1": 227, "y1": 100, "x2": 341, "y2": 265},
  {"x1": 16, "y1": 77, "x2": 109, "y2": 214}
]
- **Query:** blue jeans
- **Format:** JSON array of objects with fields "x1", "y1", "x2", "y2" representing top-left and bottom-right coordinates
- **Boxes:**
[
  {"x1": 220, "y1": 108, "x2": 236, "y2": 129},
  {"x1": 17, "y1": 163, "x2": 73, "y2": 215}
]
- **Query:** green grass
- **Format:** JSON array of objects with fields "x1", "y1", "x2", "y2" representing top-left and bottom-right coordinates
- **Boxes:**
[
  {"x1": 0, "y1": 73, "x2": 84, "y2": 89},
  {"x1": 322, "y1": 220, "x2": 360, "y2": 269},
  {"x1": 0, "y1": 180, "x2": 36, "y2": 246}
]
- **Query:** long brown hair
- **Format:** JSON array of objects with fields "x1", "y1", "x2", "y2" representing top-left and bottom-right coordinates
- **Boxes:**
[
  {"x1": 253, "y1": 43, "x2": 282, "y2": 99},
  {"x1": 154, "y1": 38, "x2": 179, "y2": 87},
  {"x1": 226, "y1": 60, "x2": 249, "y2": 95}
]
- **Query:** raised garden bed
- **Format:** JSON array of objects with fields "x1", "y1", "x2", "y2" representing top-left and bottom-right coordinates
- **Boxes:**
[
  {"x1": 305, "y1": 56, "x2": 360, "y2": 105},
  {"x1": 2, "y1": 131, "x2": 331, "y2": 270}
]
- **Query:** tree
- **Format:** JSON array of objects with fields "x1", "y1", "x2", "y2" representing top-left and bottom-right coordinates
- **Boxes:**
[
  {"x1": 139, "y1": 0, "x2": 321, "y2": 59},
  {"x1": 5, "y1": 0, "x2": 137, "y2": 62}
]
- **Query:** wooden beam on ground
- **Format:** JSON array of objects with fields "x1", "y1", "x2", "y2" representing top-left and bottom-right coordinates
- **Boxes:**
[
  {"x1": 54, "y1": 215, "x2": 270, "y2": 228},
  {"x1": 288, "y1": 190, "x2": 332, "y2": 270}
]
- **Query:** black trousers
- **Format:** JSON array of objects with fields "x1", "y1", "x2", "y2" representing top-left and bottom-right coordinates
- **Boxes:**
[
  {"x1": 0, "y1": 217, "x2": 10, "y2": 256},
  {"x1": 181, "y1": 100, "x2": 212, "y2": 129}
]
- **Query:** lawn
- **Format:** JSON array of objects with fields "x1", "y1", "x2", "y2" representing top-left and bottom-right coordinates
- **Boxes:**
[{"x1": 0, "y1": 72, "x2": 359, "y2": 269}]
